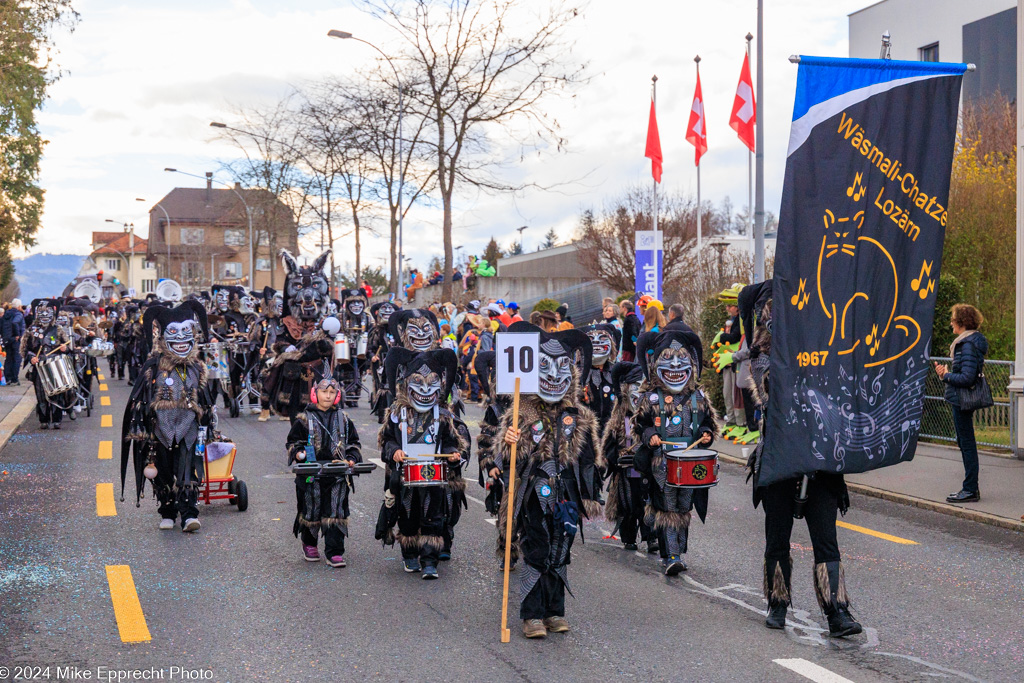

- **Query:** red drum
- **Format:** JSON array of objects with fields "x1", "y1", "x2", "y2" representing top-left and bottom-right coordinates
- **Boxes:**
[
  {"x1": 402, "y1": 458, "x2": 448, "y2": 487},
  {"x1": 664, "y1": 443, "x2": 719, "y2": 489}
]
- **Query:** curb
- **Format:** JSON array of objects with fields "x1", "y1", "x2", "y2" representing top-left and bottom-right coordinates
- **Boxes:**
[
  {"x1": 0, "y1": 388, "x2": 37, "y2": 453},
  {"x1": 717, "y1": 452, "x2": 1024, "y2": 534}
]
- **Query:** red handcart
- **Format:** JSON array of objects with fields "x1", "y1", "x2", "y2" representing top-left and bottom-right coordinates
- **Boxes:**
[{"x1": 200, "y1": 441, "x2": 248, "y2": 511}]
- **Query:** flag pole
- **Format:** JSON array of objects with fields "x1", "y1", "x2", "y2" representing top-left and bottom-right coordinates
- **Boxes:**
[
  {"x1": 754, "y1": 0, "x2": 765, "y2": 283},
  {"x1": 695, "y1": 55, "x2": 702, "y2": 258},
  {"x1": 746, "y1": 33, "x2": 754, "y2": 253},
  {"x1": 652, "y1": 75, "x2": 659, "y2": 236}
]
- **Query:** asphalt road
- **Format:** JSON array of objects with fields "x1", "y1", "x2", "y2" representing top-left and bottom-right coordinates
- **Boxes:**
[{"x1": 2, "y1": 376, "x2": 1023, "y2": 682}]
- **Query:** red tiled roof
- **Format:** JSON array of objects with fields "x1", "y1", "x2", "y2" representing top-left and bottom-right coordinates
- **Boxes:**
[
  {"x1": 93, "y1": 233, "x2": 148, "y2": 256},
  {"x1": 92, "y1": 231, "x2": 123, "y2": 246}
]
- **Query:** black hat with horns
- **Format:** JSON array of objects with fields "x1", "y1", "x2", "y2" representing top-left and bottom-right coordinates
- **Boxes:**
[
  {"x1": 384, "y1": 347, "x2": 459, "y2": 403},
  {"x1": 508, "y1": 321, "x2": 593, "y2": 381},
  {"x1": 388, "y1": 308, "x2": 439, "y2": 340},
  {"x1": 636, "y1": 328, "x2": 705, "y2": 381}
]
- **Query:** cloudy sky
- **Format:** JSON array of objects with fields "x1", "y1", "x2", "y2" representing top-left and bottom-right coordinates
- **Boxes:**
[{"x1": 33, "y1": 0, "x2": 869, "y2": 272}]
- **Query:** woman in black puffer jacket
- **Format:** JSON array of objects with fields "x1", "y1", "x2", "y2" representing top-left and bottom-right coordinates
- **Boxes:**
[{"x1": 934, "y1": 304, "x2": 989, "y2": 503}]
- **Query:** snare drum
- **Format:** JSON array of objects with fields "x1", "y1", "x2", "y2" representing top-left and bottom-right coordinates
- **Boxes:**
[
  {"x1": 664, "y1": 442, "x2": 719, "y2": 489},
  {"x1": 38, "y1": 354, "x2": 78, "y2": 397},
  {"x1": 334, "y1": 334, "x2": 351, "y2": 362},
  {"x1": 402, "y1": 457, "x2": 448, "y2": 487},
  {"x1": 356, "y1": 332, "x2": 368, "y2": 359},
  {"x1": 204, "y1": 342, "x2": 231, "y2": 379},
  {"x1": 85, "y1": 339, "x2": 115, "y2": 357}
]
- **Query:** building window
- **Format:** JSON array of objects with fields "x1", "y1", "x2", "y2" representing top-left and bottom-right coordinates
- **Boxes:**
[
  {"x1": 223, "y1": 262, "x2": 242, "y2": 279},
  {"x1": 141, "y1": 279, "x2": 156, "y2": 293},
  {"x1": 224, "y1": 228, "x2": 246, "y2": 246},
  {"x1": 105, "y1": 258, "x2": 121, "y2": 270},
  {"x1": 182, "y1": 262, "x2": 203, "y2": 281},
  {"x1": 256, "y1": 258, "x2": 271, "y2": 271},
  {"x1": 143, "y1": 260, "x2": 155, "y2": 270},
  {"x1": 919, "y1": 43, "x2": 939, "y2": 62},
  {"x1": 181, "y1": 227, "x2": 205, "y2": 245}
]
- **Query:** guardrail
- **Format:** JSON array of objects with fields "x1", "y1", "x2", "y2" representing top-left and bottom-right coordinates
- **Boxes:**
[{"x1": 921, "y1": 357, "x2": 1015, "y2": 451}]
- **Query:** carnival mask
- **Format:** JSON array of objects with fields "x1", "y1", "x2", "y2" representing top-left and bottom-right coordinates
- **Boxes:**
[
  {"x1": 378, "y1": 302, "x2": 395, "y2": 324},
  {"x1": 405, "y1": 318, "x2": 437, "y2": 352},
  {"x1": 56, "y1": 312, "x2": 70, "y2": 328},
  {"x1": 327, "y1": 300, "x2": 339, "y2": 315},
  {"x1": 36, "y1": 307, "x2": 55, "y2": 326},
  {"x1": 106, "y1": 311, "x2": 119, "y2": 322},
  {"x1": 270, "y1": 296, "x2": 284, "y2": 317},
  {"x1": 625, "y1": 382, "x2": 642, "y2": 412},
  {"x1": 164, "y1": 321, "x2": 197, "y2": 358},
  {"x1": 654, "y1": 342, "x2": 694, "y2": 394},
  {"x1": 239, "y1": 295, "x2": 256, "y2": 315},
  {"x1": 346, "y1": 300, "x2": 364, "y2": 316},
  {"x1": 587, "y1": 330, "x2": 614, "y2": 366},
  {"x1": 407, "y1": 365, "x2": 442, "y2": 413},
  {"x1": 282, "y1": 250, "x2": 330, "y2": 321},
  {"x1": 214, "y1": 289, "x2": 230, "y2": 312},
  {"x1": 538, "y1": 344, "x2": 572, "y2": 404}
]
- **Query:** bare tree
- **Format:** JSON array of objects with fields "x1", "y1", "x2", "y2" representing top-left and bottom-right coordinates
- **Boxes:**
[{"x1": 364, "y1": 0, "x2": 588, "y2": 301}]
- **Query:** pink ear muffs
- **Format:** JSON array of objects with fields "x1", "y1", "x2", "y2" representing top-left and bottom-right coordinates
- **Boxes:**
[{"x1": 310, "y1": 383, "x2": 342, "y2": 405}]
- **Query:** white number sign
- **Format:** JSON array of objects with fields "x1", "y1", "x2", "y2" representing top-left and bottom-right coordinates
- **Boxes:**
[{"x1": 496, "y1": 332, "x2": 539, "y2": 395}]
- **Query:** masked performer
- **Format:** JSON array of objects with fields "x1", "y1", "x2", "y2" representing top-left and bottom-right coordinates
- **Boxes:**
[
  {"x1": 494, "y1": 322, "x2": 603, "y2": 639},
  {"x1": 580, "y1": 323, "x2": 620, "y2": 430},
  {"x1": 368, "y1": 300, "x2": 400, "y2": 422},
  {"x1": 108, "y1": 305, "x2": 128, "y2": 380},
  {"x1": 286, "y1": 377, "x2": 362, "y2": 568},
  {"x1": 376, "y1": 348, "x2": 465, "y2": 579},
  {"x1": 209, "y1": 284, "x2": 250, "y2": 416},
  {"x1": 337, "y1": 288, "x2": 371, "y2": 408},
  {"x1": 633, "y1": 328, "x2": 716, "y2": 576},
  {"x1": 264, "y1": 250, "x2": 334, "y2": 420},
  {"x1": 121, "y1": 301, "x2": 215, "y2": 532},
  {"x1": 125, "y1": 303, "x2": 148, "y2": 385},
  {"x1": 254, "y1": 287, "x2": 285, "y2": 421},
  {"x1": 22, "y1": 299, "x2": 73, "y2": 429},
  {"x1": 601, "y1": 361, "x2": 657, "y2": 553},
  {"x1": 739, "y1": 282, "x2": 862, "y2": 637},
  {"x1": 475, "y1": 351, "x2": 511, "y2": 516}
]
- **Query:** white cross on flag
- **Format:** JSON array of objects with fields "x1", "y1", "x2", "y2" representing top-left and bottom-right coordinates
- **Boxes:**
[
  {"x1": 730, "y1": 52, "x2": 756, "y2": 152},
  {"x1": 686, "y1": 71, "x2": 707, "y2": 166}
]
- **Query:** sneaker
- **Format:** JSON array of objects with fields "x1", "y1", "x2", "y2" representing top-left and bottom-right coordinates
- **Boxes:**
[
  {"x1": 439, "y1": 550, "x2": 451, "y2": 561},
  {"x1": 946, "y1": 490, "x2": 980, "y2": 503},
  {"x1": 664, "y1": 555, "x2": 686, "y2": 576},
  {"x1": 623, "y1": 542, "x2": 638, "y2": 551},
  {"x1": 257, "y1": 410, "x2": 270, "y2": 422},
  {"x1": 404, "y1": 558, "x2": 422, "y2": 573},
  {"x1": 543, "y1": 616, "x2": 570, "y2": 633},
  {"x1": 523, "y1": 619, "x2": 547, "y2": 639},
  {"x1": 279, "y1": 415, "x2": 290, "y2": 421},
  {"x1": 40, "y1": 423, "x2": 49, "y2": 430},
  {"x1": 159, "y1": 518, "x2": 175, "y2": 530},
  {"x1": 182, "y1": 518, "x2": 201, "y2": 533},
  {"x1": 325, "y1": 555, "x2": 347, "y2": 568},
  {"x1": 422, "y1": 565, "x2": 438, "y2": 580},
  {"x1": 52, "y1": 423, "x2": 61, "y2": 430},
  {"x1": 303, "y1": 545, "x2": 320, "y2": 562},
  {"x1": 646, "y1": 541, "x2": 660, "y2": 554}
]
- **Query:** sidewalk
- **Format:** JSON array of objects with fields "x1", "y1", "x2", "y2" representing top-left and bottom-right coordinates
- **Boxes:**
[
  {"x1": 0, "y1": 381, "x2": 35, "y2": 452},
  {"x1": 715, "y1": 434, "x2": 1024, "y2": 532}
]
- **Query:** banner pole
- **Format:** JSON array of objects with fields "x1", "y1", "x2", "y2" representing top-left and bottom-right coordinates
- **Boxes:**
[
  {"x1": 754, "y1": 0, "x2": 765, "y2": 283},
  {"x1": 747, "y1": 33, "x2": 754, "y2": 253},
  {"x1": 695, "y1": 56, "x2": 702, "y2": 258},
  {"x1": 499, "y1": 376, "x2": 521, "y2": 643}
]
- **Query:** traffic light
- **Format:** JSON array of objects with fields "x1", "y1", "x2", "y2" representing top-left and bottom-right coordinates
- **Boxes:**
[{"x1": 97, "y1": 270, "x2": 104, "y2": 283}]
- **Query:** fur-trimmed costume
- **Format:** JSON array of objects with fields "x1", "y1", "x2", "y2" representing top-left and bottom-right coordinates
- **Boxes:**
[
  {"x1": 493, "y1": 323, "x2": 604, "y2": 624},
  {"x1": 286, "y1": 400, "x2": 362, "y2": 558},
  {"x1": 740, "y1": 282, "x2": 861, "y2": 636},
  {"x1": 120, "y1": 301, "x2": 215, "y2": 530},
  {"x1": 632, "y1": 329, "x2": 717, "y2": 573},
  {"x1": 337, "y1": 288, "x2": 371, "y2": 408},
  {"x1": 22, "y1": 299, "x2": 73, "y2": 427},
  {"x1": 474, "y1": 351, "x2": 510, "y2": 515},
  {"x1": 367, "y1": 301, "x2": 400, "y2": 422}
]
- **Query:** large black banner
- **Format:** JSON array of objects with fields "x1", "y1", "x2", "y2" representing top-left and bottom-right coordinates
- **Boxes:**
[{"x1": 761, "y1": 57, "x2": 967, "y2": 486}]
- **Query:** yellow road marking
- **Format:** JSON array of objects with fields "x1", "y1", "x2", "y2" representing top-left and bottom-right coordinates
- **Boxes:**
[
  {"x1": 99, "y1": 383, "x2": 109, "y2": 391},
  {"x1": 837, "y1": 520, "x2": 918, "y2": 545},
  {"x1": 96, "y1": 483, "x2": 117, "y2": 516},
  {"x1": 98, "y1": 441, "x2": 112, "y2": 459},
  {"x1": 98, "y1": 373, "x2": 105, "y2": 380},
  {"x1": 101, "y1": 396, "x2": 111, "y2": 406},
  {"x1": 105, "y1": 565, "x2": 152, "y2": 643},
  {"x1": 101, "y1": 415, "x2": 112, "y2": 427}
]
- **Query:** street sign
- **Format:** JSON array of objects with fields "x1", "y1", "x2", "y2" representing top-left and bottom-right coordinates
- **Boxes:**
[
  {"x1": 496, "y1": 332, "x2": 539, "y2": 394},
  {"x1": 635, "y1": 230, "x2": 663, "y2": 300}
]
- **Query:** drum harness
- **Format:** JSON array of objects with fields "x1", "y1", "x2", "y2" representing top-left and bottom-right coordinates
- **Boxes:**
[{"x1": 657, "y1": 392, "x2": 702, "y2": 447}]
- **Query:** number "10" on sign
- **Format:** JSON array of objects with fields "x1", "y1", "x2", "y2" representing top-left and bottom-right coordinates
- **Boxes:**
[{"x1": 496, "y1": 332, "x2": 540, "y2": 395}]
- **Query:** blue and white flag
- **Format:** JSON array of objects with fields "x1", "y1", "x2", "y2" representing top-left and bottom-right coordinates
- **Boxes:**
[{"x1": 761, "y1": 57, "x2": 967, "y2": 486}]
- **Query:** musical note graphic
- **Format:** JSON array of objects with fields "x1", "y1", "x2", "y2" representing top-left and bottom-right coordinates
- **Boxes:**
[
  {"x1": 846, "y1": 171, "x2": 867, "y2": 201},
  {"x1": 790, "y1": 278, "x2": 810, "y2": 310},
  {"x1": 910, "y1": 260, "x2": 935, "y2": 300}
]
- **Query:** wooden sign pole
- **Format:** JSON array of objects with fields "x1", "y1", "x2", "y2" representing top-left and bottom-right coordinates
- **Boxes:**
[{"x1": 499, "y1": 377, "x2": 521, "y2": 643}]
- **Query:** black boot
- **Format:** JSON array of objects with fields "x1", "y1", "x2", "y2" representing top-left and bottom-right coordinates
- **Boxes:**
[
  {"x1": 814, "y1": 561, "x2": 863, "y2": 637},
  {"x1": 764, "y1": 557, "x2": 791, "y2": 629}
]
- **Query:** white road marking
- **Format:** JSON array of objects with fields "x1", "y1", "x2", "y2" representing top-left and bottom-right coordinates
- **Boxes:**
[
  {"x1": 369, "y1": 458, "x2": 385, "y2": 468},
  {"x1": 485, "y1": 518, "x2": 497, "y2": 526},
  {"x1": 773, "y1": 659, "x2": 854, "y2": 683}
]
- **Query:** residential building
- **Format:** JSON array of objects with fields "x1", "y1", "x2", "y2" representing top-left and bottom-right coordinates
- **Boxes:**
[
  {"x1": 78, "y1": 231, "x2": 156, "y2": 298},
  {"x1": 849, "y1": 0, "x2": 1016, "y2": 102},
  {"x1": 144, "y1": 174, "x2": 299, "y2": 294}
]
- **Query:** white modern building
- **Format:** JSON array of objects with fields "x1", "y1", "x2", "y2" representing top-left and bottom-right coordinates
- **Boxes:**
[{"x1": 849, "y1": 0, "x2": 1016, "y2": 101}]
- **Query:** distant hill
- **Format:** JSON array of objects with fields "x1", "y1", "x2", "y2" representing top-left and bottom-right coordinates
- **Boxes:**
[{"x1": 13, "y1": 253, "x2": 87, "y2": 302}]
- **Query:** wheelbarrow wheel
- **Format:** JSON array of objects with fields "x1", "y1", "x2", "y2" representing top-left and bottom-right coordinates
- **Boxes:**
[
  {"x1": 234, "y1": 481, "x2": 248, "y2": 511},
  {"x1": 228, "y1": 479, "x2": 238, "y2": 496}
]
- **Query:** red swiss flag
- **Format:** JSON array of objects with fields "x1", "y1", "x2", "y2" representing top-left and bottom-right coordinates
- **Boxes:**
[
  {"x1": 686, "y1": 72, "x2": 708, "y2": 166},
  {"x1": 644, "y1": 98, "x2": 663, "y2": 183},
  {"x1": 730, "y1": 53, "x2": 756, "y2": 152}
]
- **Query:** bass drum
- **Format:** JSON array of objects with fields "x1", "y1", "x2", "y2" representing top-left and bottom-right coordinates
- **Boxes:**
[{"x1": 38, "y1": 354, "x2": 79, "y2": 397}]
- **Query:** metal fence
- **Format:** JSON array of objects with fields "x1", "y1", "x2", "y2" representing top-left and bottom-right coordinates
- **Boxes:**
[
  {"x1": 518, "y1": 280, "x2": 609, "y2": 324},
  {"x1": 921, "y1": 358, "x2": 1015, "y2": 450}
]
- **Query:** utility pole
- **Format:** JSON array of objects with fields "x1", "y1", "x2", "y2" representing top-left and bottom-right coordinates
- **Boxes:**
[{"x1": 753, "y1": 0, "x2": 765, "y2": 283}]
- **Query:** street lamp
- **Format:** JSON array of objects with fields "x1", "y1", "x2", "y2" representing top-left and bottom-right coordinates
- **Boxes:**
[
  {"x1": 516, "y1": 225, "x2": 528, "y2": 253},
  {"x1": 137, "y1": 198, "x2": 172, "y2": 281},
  {"x1": 165, "y1": 167, "x2": 254, "y2": 289},
  {"x1": 105, "y1": 219, "x2": 135, "y2": 293},
  {"x1": 329, "y1": 29, "x2": 405, "y2": 298}
]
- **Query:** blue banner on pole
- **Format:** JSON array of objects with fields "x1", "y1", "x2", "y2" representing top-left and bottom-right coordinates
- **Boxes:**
[{"x1": 634, "y1": 231, "x2": 662, "y2": 300}]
